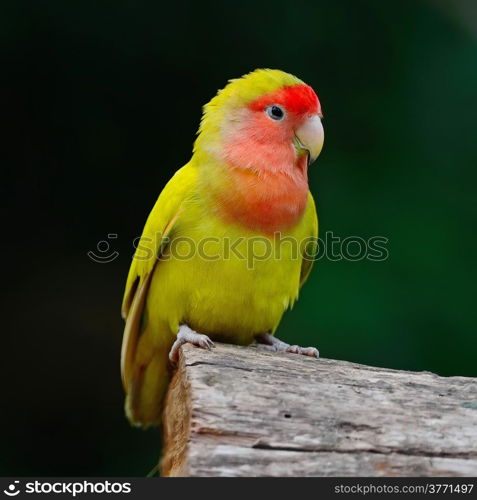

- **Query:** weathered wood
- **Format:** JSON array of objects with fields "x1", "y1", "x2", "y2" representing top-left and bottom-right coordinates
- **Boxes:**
[{"x1": 161, "y1": 343, "x2": 477, "y2": 477}]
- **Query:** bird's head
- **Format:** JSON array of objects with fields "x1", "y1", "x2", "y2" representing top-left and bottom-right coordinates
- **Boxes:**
[{"x1": 194, "y1": 69, "x2": 324, "y2": 176}]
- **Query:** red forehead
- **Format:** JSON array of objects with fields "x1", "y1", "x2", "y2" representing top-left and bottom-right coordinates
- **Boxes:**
[{"x1": 248, "y1": 83, "x2": 321, "y2": 115}]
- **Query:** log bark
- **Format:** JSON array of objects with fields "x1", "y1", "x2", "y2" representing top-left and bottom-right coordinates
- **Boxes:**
[{"x1": 161, "y1": 343, "x2": 477, "y2": 477}]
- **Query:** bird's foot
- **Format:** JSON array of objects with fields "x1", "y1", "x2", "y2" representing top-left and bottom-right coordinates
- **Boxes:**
[
  {"x1": 286, "y1": 344, "x2": 319, "y2": 358},
  {"x1": 255, "y1": 332, "x2": 319, "y2": 358},
  {"x1": 169, "y1": 324, "x2": 215, "y2": 363}
]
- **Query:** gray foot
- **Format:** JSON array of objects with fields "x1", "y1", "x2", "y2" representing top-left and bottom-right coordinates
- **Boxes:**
[
  {"x1": 169, "y1": 324, "x2": 215, "y2": 363},
  {"x1": 255, "y1": 332, "x2": 319, "y2": 358}
]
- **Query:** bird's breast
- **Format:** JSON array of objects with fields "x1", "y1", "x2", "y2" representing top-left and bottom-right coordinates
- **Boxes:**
[{"x1": 212, "y1": 165, "x2": 309, "y2": 234}]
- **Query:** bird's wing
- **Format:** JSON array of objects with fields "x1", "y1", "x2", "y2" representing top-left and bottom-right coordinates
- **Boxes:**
[
  {"x1": 299, "y1": 192, "x2": 319, "y2": 287},
  {"x1": 120, "y1": 164, "x2": 196, "y2": 389}
]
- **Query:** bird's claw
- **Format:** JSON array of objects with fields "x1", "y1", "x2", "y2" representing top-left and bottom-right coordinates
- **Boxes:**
[
  {"x1": 286, "y1": 345, "x2": 319, "y2": 358},
  {"x1": 195, "y1": 334, "x2": 215, "y2": 350},
  {"x1": 169, "y1": 325, "x2": 215, "y2": 363},
  {"x1": 255, "y1": 332, "x2": 319, "y2": 359}
]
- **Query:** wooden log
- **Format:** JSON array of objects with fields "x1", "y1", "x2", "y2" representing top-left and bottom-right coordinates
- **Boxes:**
[{"x1": 161, "y1": 343, "x2": 477, "y2": 477}]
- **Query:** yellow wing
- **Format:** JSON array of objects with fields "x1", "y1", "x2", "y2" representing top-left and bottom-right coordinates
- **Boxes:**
[
  {"x1": 299, "y1": 192, "x2": 319, "y2": 287},
  {"x1": 120, "y1": 164, "x2": 197, "y2": 389}
]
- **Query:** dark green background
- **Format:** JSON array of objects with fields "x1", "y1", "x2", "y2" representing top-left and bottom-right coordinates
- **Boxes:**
[{"x1": 2, "y1": 0, "x2": 476, "y2": 476}]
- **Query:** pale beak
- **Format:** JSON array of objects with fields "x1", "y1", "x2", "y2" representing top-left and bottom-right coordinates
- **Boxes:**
[{"x1": 294, "y1": 115, "x2": 324, "y2": 165}]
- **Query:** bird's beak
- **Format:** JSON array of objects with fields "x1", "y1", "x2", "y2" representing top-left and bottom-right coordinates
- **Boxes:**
[{"x1": 294, "y1": 115, "x2": 324, "y2": 165}]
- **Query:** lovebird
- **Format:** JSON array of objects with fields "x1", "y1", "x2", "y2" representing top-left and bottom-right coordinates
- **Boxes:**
[{"x1": 121, "y1": 69, "x2": 324, "y2": 427}]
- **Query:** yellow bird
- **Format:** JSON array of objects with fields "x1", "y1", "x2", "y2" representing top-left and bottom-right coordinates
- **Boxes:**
[{"x1": 121, "y1": 69, "x2": 324, "y2": 427}]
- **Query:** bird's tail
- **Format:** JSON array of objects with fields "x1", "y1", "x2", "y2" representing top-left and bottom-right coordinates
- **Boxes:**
[
  {"x1": 121, "y1": 273, "x2": 173, "y2": 427},
  {"x1": 125, "y1": 346, "x2": 171, "y2": 427}
]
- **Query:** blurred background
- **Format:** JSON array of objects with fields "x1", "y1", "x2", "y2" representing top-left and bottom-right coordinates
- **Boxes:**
[{"x1": 1, "y1": 0, "x2": 476, "y2": 476}]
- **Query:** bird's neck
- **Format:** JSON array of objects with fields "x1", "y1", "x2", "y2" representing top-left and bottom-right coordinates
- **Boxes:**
[{"x1": 196, "y1": 150, "x2": 309, "y2": 235}]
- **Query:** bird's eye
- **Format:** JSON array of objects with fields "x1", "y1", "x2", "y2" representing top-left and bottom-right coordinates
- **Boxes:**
[{"x1": 265, "y1": 105, "x2": 285, "y2": 121}]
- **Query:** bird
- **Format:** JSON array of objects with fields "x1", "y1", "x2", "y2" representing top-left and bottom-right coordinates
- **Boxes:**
[{"x1": 121, "y1": 69, "x2": 324, "y2": 427}]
